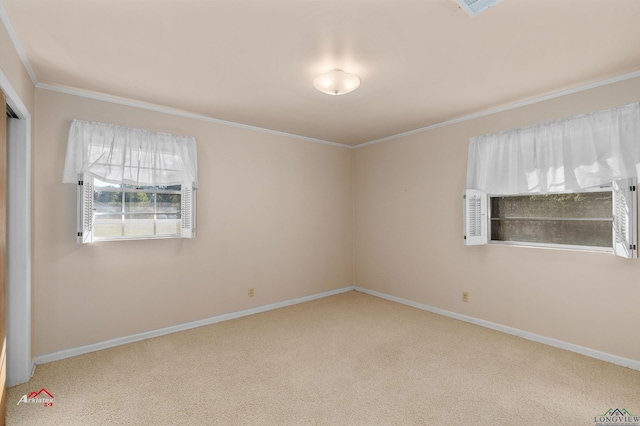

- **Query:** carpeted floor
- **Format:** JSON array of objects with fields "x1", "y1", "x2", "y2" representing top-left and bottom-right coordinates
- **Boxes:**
[{"x1": 6, "y1": 291, "x2": 640, "y2": 425}]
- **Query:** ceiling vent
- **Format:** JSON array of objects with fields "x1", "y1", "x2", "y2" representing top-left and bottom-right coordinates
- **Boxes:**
[{"x1": 456, "y1": 0, "x2": 503, "y2": 16}]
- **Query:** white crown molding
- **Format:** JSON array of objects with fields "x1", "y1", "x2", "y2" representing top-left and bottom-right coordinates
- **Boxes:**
[
  {"x1": 355, "y1": 286, "x2": 640, "y2": 371},
  {"x1": 40, "y1": 69, "x2": 640, "y2": 151},
  {"x1": 0, "y1": 0, "x2": 38, "y2": 86},
  {"x1": 3, "y1": 1, "x2": 640, "y2": 150},
  {"x1": 0, "y1": 1, "x2": 352, "y2": 149},
  {"x1": 36, "y1": 83, "x2": 353, "y2": 149},
  {"x1": 354, "y1": 69, "x2": 640, "y2": 149}
]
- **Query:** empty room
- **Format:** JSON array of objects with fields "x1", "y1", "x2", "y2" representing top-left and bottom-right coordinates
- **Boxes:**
[{"x1": 0, "y1": 0, "x2": 639, "y2": 424}]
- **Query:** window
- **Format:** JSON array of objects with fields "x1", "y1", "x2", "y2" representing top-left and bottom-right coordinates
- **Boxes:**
[
  {"x1": 464, "y1": 179, "x2": 637, "y2": 257},
  {"x1": 491, "y1": 189, "x2": 612, "y2": 248},
  {"x1": 464, "y1": 103, "x2": 640, "y2": 258},
  {"x1": 78, "y1": 174, "x2": 195, "y2": 243},
  {"x1": 64, "y1": 119, "x2": 198, "y2": 244},
  {"x1": 92, "y1": 178, "x2": 182, "y2": 239}
]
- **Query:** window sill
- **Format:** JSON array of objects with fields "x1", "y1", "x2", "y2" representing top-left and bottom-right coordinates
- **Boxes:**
[{"x1": 487, "y1": 240, "x2": 613, "y2": 254}]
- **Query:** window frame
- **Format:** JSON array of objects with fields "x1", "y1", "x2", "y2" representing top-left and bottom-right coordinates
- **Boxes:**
[
  {"x1": 488, "y1": 185, "x2": 614, "y2": 253},
  {"x1": 77, "y1": 173, "x2": 196, "y2": 243},
  {"x1": 463, "y1": 178, "x2": 637, "y2": 258}
]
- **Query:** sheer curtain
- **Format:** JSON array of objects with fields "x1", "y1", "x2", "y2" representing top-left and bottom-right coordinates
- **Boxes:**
[
  {"x1": 62, "y1": 119, "x2": 198, "y2": 186},
  {"x1": 466, "y1": 102, "x2": 640, "y2": 195}
]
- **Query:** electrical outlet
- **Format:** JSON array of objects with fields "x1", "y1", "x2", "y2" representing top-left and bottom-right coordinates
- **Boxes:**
[
  {"x1": 462, "y1": 291, "x2": 469, "y2": 303},
  {"x1": 248, "y1": 288, "x2": 254, "y2": 297}
]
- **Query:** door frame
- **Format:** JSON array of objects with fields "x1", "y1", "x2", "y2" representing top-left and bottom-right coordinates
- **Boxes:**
[{"x1": 1, "y1": 68, "x2": 32, "y2": 386}]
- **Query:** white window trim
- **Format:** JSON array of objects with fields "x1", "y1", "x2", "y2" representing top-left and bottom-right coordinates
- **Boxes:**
[{"x1": 487, "y1": 240, "x2": 614, "y2": 254}]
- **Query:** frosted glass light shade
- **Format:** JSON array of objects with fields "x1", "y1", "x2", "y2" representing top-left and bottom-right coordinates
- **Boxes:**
[{"x1": 313, "y1": 69, "x2": 360, "y2": 95}]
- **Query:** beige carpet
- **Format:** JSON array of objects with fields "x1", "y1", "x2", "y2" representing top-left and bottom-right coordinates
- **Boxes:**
[{"x1": 7, "y1": 291, "x2": 640, "y2": 425}]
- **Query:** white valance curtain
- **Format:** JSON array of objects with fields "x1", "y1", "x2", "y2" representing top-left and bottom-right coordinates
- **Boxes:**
[
  {"x1": 466, "y1": 102, "x2": 640, "y2": 195},
  {"x1": 62, "y1": 119, "x2": 198, "y2": 186}
]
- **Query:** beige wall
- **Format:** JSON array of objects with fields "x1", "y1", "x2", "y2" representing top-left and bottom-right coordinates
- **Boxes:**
[
  {"x1": 354, "y1": 76, "x2": 640, "y2": 363},
  {"x1": 33, "y1": 89, "x2": 353, "y2": 356}
]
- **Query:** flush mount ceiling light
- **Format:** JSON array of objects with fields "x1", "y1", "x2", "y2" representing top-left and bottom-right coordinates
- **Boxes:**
[{"x1": 313, "y1": 69, "x2": 361, "y2": 96}]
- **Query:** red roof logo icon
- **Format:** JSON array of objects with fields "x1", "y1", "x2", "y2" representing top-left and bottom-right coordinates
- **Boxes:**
[{"x1": 27, "y1": 389, "x2": 53, "y2": 399}]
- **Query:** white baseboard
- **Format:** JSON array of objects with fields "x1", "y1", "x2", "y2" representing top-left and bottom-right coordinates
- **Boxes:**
[
  {"x1": 34, "y1": 286, "x2": 355, "y2": 366},
  {"x1": 33, "y1": 285, "x2": 639, "y2": 372},
  {"x1": 354, "y1": 286, "x2": 640, "y2": 371}
]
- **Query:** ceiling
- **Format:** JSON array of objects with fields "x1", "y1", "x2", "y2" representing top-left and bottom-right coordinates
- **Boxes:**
[{"x1": 3, "y1": 0, "x2": 640, "y2": 146}]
